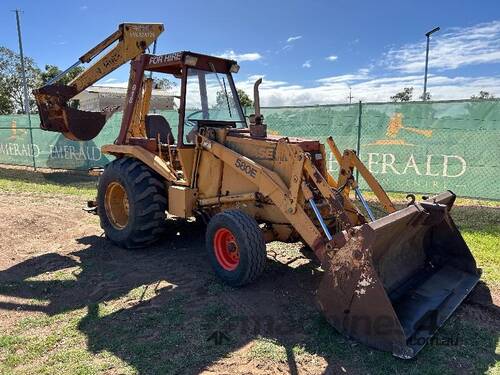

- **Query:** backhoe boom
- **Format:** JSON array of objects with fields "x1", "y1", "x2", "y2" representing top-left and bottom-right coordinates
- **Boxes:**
[{"x1": 33, "y1": 23, "x2": 163, "y2": 141}]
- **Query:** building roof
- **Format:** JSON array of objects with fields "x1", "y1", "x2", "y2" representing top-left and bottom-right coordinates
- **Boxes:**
[{"x1": 78, "y1": 85, "x2": 173, "y2": 97}]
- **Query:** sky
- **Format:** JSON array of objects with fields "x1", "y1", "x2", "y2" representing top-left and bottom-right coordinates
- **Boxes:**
[{"x1": 1, "y1": 0, "x2": 499, "y2": 106}]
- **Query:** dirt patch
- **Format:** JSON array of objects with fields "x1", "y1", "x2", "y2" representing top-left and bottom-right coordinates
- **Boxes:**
[
  {"x1": 0, "y1": 191, "x2": 498, "y2": 374},
  {"x1": 0, "y1": 192, "x2": 93, "y2": 266}
]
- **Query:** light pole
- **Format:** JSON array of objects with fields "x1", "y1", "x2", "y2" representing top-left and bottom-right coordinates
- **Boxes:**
[
  {"x1": 423, "y1": 26, "x2": 440, "y2": 101},
  {"x1": 13, "y1": 10, "x2": 31, "y2": 116},
  {"x1": 13, "y1": 9, "x2": 37, "y2": 169},
  {"x1": 347, "y1": 86, "x2": 353, "y2": 104}
]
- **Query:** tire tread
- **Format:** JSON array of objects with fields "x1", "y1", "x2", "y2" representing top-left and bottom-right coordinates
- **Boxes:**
[{"x1": 98, "y1": 157, "x2": 167, "y2": 249}]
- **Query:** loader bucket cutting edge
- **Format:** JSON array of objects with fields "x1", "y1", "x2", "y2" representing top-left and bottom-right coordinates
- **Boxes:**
[{"x1": 316, "y1": 191, "x2": 480, "y2": 358}]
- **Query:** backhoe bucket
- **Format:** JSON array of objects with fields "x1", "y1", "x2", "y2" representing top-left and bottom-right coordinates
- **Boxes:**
[
  {"x1": 317, "y1": 191, "x2": 480, "y2": 358},
  {"x1": 33, "y1": 84, "x2": 117, "y2": 141}
]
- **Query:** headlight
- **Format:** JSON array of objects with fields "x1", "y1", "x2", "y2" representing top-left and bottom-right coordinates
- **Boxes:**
[
  {"x1": 184, "y1": 55, "x2": 198, "y2": 66},
  {"x1": 230, "y1": 63, "x2": 240, "y2": 73}
]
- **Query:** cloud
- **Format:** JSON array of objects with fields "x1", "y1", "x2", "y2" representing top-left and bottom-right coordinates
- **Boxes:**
[
  {"x1": 93, "y1": 19, "x2": 500, "y2": 108},
  {"x1": 80, "y1": 5, "x2": 88, "y2": 10},
  {"x1": 235, "y1": 73, "x2": 500, "y2": 106},
  {"x1": 286, "y1": 35, "x2": 302, "y2": 43},
  {"x1": 317, "y1": 68, "x2": 370, "y2": 84},
  {"x1": 93, "y1": 71, "x2": 500, "y2": 108},
  {"x1": 231, "y1": 20, "x2": 500, "y2": 106},
  {"x1": 217, "y1": 50, "x2": 262, "y2": 62},
  {"x1": 94, "y1": 72, "x2": 500, "y2": 107},
  {"x1": 357, "y1": 67, "x2": 371, "y2": 75},
  {"x1": 94, "y1": 81, "x2": 128, "y2": 88},
  {"x1": 384, "y1": 20, "x2": 500, "y2": 73}
]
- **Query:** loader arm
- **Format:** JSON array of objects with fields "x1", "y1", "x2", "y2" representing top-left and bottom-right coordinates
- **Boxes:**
[
  {"x1": 326, "y1": 136, "x2": 396, "y2": 214},
  {"x1": 197, "y1": 134, "x2": 353, "y2": 260},
  {"x1": 33, "y1": 23, "x2": 164, "y2": 141}
]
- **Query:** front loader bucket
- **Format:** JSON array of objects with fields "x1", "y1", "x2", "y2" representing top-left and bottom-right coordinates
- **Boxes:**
[
  {"x1": 317, "y1": 191, "x2": 480, "y2": 358},
  {"x1": 33, "y1": 84, "x2": 117, "y2": 141}
]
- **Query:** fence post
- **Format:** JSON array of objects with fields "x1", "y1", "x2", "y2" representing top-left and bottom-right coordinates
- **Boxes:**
[
  {"x1": 356, "y1": 100, "x2": 362, "y2": 182},
  {"x1": 28, "y1": 118, "x2": 36, "y2": 170}
]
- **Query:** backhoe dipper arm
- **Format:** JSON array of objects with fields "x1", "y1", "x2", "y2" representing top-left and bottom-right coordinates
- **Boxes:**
[{"x1": 33, "y1": 23, "x2": 164, "y2": 141}]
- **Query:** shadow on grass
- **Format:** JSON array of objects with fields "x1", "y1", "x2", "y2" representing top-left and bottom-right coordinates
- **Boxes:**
[{"x1": 0, "y1": 220, "x2": 498, "y2": 374}]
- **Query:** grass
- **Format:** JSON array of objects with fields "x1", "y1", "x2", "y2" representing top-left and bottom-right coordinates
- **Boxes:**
[
  {"x1": 247, "y1": 337, "x2": 288, "y2": 362},
  {"x1": 361, "y1": 190, "x2": 500, "y2": 208},
  {"x1": 458, "y1": 209, "x2": 500, "y2": 284},
  {"x1": 0, "y1": 166, "x2": 498, "y2": 374},
  {"x1": 0, "y1": 165, "x2": 96, "y2": 198}
]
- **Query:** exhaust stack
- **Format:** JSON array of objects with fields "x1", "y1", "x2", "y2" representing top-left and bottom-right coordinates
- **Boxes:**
[{"x1": 249, "y1": 78, "x2": 267, "y2": 138}]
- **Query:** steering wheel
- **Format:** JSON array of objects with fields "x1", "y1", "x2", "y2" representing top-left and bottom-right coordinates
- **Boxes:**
[{"x1": 185, "y1": 110, "x2": 204, "y2": 127}]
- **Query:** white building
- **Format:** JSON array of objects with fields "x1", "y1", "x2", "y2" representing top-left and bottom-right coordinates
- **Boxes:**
[{"x1": 73, "y1": 86, "x2": 175, "y2": 112}]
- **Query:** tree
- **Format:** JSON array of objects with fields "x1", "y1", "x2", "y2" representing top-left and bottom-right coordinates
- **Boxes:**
[
  {"x1": 237, "y1": 89, "x2": 253, "y2": 108},
  {"x1": 470, "y1": 91, "x2": 495, "y2": 100},
  {"x1": 153, "y1": 77, "x2": 176, "y2": 91},
  {"x1": 0, "y1": 86, "x2": 14, "y2": 115},
  {"x1": 0, "y1": 46, "x2": 41, "y2": 114},
  {"x1": 39, "y1": 64, "x2": 86, "y2": 109},
  {"x1": 40, "y1": 64, "x2": 84, "y2": 85},
  {"x1": 390, "y1": 87, "x2": 413, "y2": 102},
  {"x1": 215, "y1": 88, "x2": 252, "y2": 109},
  {"x1": 419, "y1": 92, "x2": 431, "y2": 101}
]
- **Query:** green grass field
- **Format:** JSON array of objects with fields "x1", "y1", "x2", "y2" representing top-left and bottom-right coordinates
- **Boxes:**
[
  {"x1": 0, "y1": 166, "x2": 97, "y2": 198},
  {"x1": 0, "y1": 167, "x2": 498, "y2": 374}
]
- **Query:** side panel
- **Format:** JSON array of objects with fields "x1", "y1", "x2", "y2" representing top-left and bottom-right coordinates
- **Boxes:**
[
  {"x1": 196, "y1": 150, "x2": 224, "y2": 198},
  {"x1": 218, "y1": 136, "x2": 299, "y2": 224},
  {"x1": 224, "y1": 136, "x2": 298, "y2": 184},
  {"x1": 177, "y1": 147, "x2": 196, "y2": 185},
  {"x1": 168, "y1": 185, "x2": 196, "y2": 218}
]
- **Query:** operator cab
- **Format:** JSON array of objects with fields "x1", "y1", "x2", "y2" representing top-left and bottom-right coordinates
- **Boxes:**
[{"x1": 145, "y1": 51, "x2": 247, "y2": 147}]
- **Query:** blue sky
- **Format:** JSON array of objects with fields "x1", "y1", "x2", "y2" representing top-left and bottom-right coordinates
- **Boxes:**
[{"x1": 1, "y1": 0, "x2": 499, "y2": 105}]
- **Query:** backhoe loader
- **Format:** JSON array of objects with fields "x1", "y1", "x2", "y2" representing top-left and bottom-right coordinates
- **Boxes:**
[{"x1": 33, "y1": 23, "x2": 480, "y2": 358}]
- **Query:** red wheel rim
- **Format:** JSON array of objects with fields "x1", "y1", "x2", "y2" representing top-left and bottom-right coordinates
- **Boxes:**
[{"x1": 213, "y1": 228, "x2": 240, "y2": 271}]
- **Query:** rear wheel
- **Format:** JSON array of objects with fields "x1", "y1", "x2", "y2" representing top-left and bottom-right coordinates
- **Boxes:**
[
  {"x1": 206, "y1": 210, "x2": 266, "y2": 286},
  {"x1": 97, "y1": 157, "x2": 167, "y2": 248}
]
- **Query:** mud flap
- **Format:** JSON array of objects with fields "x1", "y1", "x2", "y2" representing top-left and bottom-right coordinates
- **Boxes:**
[
  {"x1": 34, "y1": 84, "x2": 117, "y2": 141},
  {"x1": 317, "y1": 191, "x2": 480, "y2": 358}
]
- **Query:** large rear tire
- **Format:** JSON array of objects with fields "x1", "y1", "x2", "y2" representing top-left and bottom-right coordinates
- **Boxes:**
[
  {"x1": 97, "y1": 157, "x2": 167, "y2": 248},
  {"x1": 206, "y1": 210, "x2": 266, "y2": 286}
]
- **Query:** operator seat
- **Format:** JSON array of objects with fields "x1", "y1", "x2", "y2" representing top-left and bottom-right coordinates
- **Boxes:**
[{"x1": 145, "y1": 114, "x2": 175, "y2": 145}]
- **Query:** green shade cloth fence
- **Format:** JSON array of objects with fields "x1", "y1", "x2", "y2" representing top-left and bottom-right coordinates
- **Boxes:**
[{"x1": 1, "y1": 99, "x2": 499, "y2": 200}]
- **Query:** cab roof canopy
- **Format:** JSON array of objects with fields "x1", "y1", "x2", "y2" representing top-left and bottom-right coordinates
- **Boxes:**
[{"x1": 145, "y1": 51, "x2": 239, "y2": 76}]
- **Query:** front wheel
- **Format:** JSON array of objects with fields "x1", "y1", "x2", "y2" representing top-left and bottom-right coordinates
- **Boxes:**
[
  {"x1": 97, "y1": 157, "x2": 167, "y2": 248},
  {"x1": 206, "y1": 210, "x2": 266, "y2": 286}
]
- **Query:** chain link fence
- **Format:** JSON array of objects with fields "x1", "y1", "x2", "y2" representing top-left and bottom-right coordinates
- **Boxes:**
[{"x1": 1, "y1": 99, "x2": 499, "y2": 199}]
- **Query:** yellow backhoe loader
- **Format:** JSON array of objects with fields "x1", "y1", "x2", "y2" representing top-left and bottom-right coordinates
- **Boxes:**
[{"x1": 33, "y1": 23, "x2": 480, "y2": 358}]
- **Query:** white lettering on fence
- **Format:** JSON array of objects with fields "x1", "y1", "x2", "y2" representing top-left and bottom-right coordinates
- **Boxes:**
[
  {"x1": 0, "y1": 142, "x2": 40, "y2": 157},
  {"x1": 328, "y1": 152, "x2": 467, "y2": 178},
  {"x1": 442, "y1": 155, "x2": 467, "y2": 178},
  {"x1": 49, "y1": 144, "x2": 102, "y2": 161},
  {"x1": 0, "y1": 142, "x2": 102, "y2": 162}
]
